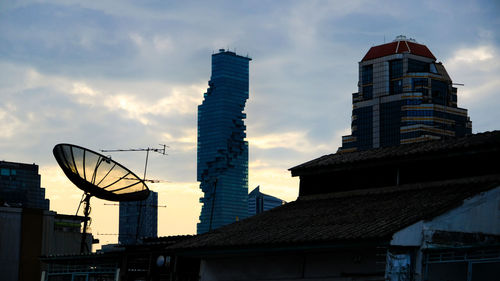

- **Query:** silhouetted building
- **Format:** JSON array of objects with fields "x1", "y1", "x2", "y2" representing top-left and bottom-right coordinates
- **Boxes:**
[
  {"x1": 197, "y1": 49, "x2": 251, "y2": 234},
  {"x1": 119, "y1": 191, "x2": 158, "y2": 244},
  {"x1": 341, "y1": 36, "x2": 472, "y2": 152},
  {"x1": 0, "y1": 161, "x2": 49, "y2": 210},
  {"x1": 248, "y1": 186, "x2": 285, "y2": 216},
  {"x1": 169, "y1": 131, "x2": 500, "y2": 281},
  {"x1": 41, "y1": 235, "x2": 198, "y2": 281},
  {"x1": 0, "y1": 208, "x2": 90, "y2": 281}
]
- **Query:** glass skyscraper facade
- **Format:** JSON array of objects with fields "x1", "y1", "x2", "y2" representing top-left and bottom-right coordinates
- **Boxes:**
[
  {"x1": 197, "y1": 49, "x2": 251, "y2": 234},
  {"x1": 0, "y1": 161, "x2": 49, "y2": 210},
  {"x1": 341, "y1": 36, "x2": 472, "y2": 152},
  {"x1": 118, "y1": 190, "x2": 158, "y2": 244}
]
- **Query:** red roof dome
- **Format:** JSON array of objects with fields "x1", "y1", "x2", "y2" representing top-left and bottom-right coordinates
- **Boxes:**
[{"x1": 362, "y1": 39, "x2": 436, "y2": 62}]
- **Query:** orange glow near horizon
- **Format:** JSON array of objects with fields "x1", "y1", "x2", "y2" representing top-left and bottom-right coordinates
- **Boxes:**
[{"x1": 41, "y1": 164, "x2": 299, "y2": 250}]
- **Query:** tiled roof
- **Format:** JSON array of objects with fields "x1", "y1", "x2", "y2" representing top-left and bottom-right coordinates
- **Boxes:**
[
  {"x1": 168, "y1": 175, "x2": 500, "y2": 250},
  {"x1": 362, "y1": 40, "x2": 436, "y2": 61},
  {"x1": 290, "y1": 131, "x2": 500, "y2": 176},
  {"x1": 142, "y1": 235, "x2": 194, "y2": 246}
]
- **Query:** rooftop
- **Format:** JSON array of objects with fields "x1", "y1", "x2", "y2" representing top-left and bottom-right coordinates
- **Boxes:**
[
  {"x1": 361, "y1": 36, "x2": 436, "y2": 62},
  {"x1": 290, "y1": 131, "x2": 500, "y2": 177},
  {"x1": 213, "y1": 48, "x2": 252, "y2": 60},
  {"x1": 168, "y1": 174, "x2": 500, "y2": 251},
  {"x1": 169, "y1": 131, "x2": 500, "y2": 252}
]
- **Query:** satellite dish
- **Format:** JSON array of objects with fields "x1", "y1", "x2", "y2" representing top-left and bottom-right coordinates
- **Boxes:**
[
  {"x1": 53, "y1": 143, "x2": 150, "y2": 253},
  {"x1": 53, "y1": 143, "x2": 150, "y2": 201}
]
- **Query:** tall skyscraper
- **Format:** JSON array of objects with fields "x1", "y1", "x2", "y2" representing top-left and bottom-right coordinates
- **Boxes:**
[
  {"x1": 197, "y1": 49, "x2": 251, "y2": 234},
  {"x1": 248, "y1": 186, "x2": 285, "y2": 216},
  {"x1": 0, "y1": 161, "x2": 49, "y2": 210},
  {"x1": 119, "y1": 190, "x2": 158, "y2": 244},
  {"x1": 341, "y1": 36, "x2": 472, "y2": 152}
]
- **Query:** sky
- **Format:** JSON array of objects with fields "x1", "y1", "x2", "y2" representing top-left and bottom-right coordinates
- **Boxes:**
[{"x1": 1, "y1": 0, "x2": 499, "y2": 248}]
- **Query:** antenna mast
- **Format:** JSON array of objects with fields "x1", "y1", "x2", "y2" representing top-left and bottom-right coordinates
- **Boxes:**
[
  {"x1": 100, "y1": 144, "x2": 168, "y2": 244},
  {"x1": 101, "y1": 144, "x2": 168, "y2": 180}
]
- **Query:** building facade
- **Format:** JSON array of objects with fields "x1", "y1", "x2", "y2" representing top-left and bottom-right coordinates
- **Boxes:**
[
  {"x1": 197, "y1": 49, "x2": 251, "y2": 234},
  {"x1": 248, "y1": 186, "x2": 285, "y2": 216},
  {"x1": 341, "y1": 36, "x2": 472, "y2": 152},
  {"x1": 119, "y1": 191, "x2": 158, "y2": 244},
  {"x1": 0, "y1": 161, "x2": 49, "y2": 210}
]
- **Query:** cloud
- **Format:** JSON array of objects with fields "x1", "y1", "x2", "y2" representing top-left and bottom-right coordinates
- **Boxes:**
[
  {"x1": 72, "y1": 82, "x2": 99, "y2": 96},
  {"x1": 162, "y1": 129, "x2": 197, "y2": 152},
  {"x1": 444, "y1": 44, "x2": 500, "y2": 104},
  {"x1": 447, "y1": 45, "x2": 495, "y2": 65},
  {"x1": 0, "y1": 103, "x2": 23, "y2": 139},
  {"x1": 248, "y1": 167, "x2": 299, "y2": 202}
]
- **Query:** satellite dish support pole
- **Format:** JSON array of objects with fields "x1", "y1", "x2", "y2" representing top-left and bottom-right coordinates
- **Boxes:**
[{"x1": 80, "y1": 193, "x2": 92, "y2": 253}]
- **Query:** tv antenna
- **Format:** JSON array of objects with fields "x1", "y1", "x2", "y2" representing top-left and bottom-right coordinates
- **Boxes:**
[
  {"x1": 103, "y1": 203, "x2": 167, "y2": 208},
  {"x1": 100, "y1": 144, "x2": 168, "y2": 244},
  {"x1": 100, "y1": 144, "x2": 168, "y2": 181}
]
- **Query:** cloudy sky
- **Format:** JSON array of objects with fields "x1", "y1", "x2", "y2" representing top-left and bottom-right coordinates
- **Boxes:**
[{"x1": 1, "y1": 0, "x2": 499, "y2": 247}]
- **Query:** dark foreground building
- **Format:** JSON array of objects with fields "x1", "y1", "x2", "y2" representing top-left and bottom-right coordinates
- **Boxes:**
[
  {"x1": 41, "y1": 236, "x2": 198, "y2": 281},
  {"x1": 341, "y1": 36, "x2": 472, "y2": 152},
  {"x1": 0, "y1": 161, "x2": 91, "y2": 281},
  {"x1": 0, "y1": 208, "x2": 91, "y2": 281},
  {"x1": 166, "y1": 131, "x2": 500, "y2": 281},
  {"x1": 197, "y1": 49, "x2": 252, "y2": 233}
]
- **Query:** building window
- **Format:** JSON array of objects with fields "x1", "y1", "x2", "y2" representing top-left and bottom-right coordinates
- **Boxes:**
[
  {"x1": 412, "y1": 78, "x2": 428, "y2": 95},
  {"x1": 390, "y1": 79, "x2": 403, "y2": 95},
  {"x1": 408, "y1": 59, "x2": 430, "y2": 73},
  {"x1": 362, "y1": 64, "x2": 373, "y2": 84},
  {"x1": 363, "y1": 85, "x2": 373, "y2": 100},
  {"x1": 389, "y1": 60, "x2": 403, "y2": 95},
  {"x1": 431, "y1": 79, "x2": 448, "y2": 105},
  {"x1": 389, "y1": 59, "x2": 403, "y2": 79}
]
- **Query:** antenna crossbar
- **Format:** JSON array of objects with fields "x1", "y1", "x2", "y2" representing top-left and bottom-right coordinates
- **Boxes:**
[{"x1": 101, "y1": 144, "x2": 168, "y2": 155}]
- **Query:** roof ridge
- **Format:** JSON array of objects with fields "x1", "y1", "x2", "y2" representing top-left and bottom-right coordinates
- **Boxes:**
[
  {"x1": 298, "y1": 174, "x2": 500, "y2": 202},
  {"x1": 290, "y1": 131, "x2": 500, "y2": 173}
]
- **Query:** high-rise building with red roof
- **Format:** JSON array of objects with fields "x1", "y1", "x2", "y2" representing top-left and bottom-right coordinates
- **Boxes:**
[{"x1": 341, "y1": 36, "x2": 472, "y2": 152}]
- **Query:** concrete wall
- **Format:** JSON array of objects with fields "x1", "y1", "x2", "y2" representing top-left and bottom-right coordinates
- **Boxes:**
[
  {"x1": 0, "y1": 207, "x2": 22, "y2": 281},
  {"x1": 391, "y1": 186, "x2": 500, "y2": 247},
  {"x1": 200, "y1": 249, "x2": 384, "y2": 281},
  {"x1": 424, "y1": 186, "x2": 500, "y2": 235}
]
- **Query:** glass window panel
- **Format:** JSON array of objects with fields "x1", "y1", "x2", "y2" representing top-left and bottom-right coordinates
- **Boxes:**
[{"x1": 408, "y1": 58, "x2": 430, "y2": 72}]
